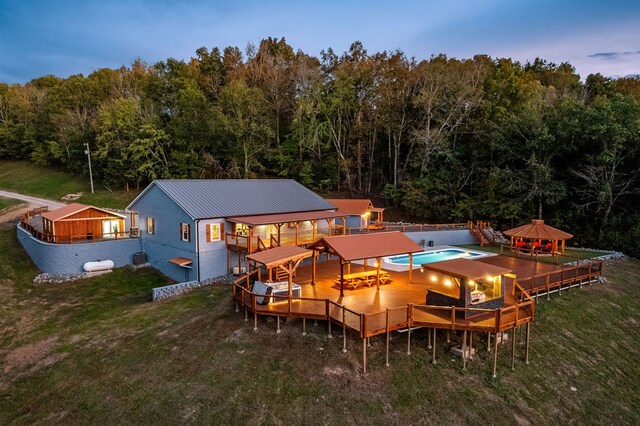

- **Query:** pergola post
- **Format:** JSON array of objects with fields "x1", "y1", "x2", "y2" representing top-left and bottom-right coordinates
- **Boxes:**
[
  {"x1": 294, "y1": 222, "x2": 300, "y2": 246},
  {"x1": 340, "y1": 260, "x2": 345, "y2": 298},
  {"x1": 409, "y1": 253, "x2": 413, "y2": 283},
  {"x1": 311, "y1": 220, "x2": 317, "y2": 243},
  {"x1": 376, "y1": 256, "x2": 381, "y2": 289},
  {"x1": 311, "y1": 250, "x2": 317, "y2": 285}
]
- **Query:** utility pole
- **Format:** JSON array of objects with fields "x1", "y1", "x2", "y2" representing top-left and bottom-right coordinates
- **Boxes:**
[{"x1": 84, "y1": 143, "x2": 94, "y2": 194}]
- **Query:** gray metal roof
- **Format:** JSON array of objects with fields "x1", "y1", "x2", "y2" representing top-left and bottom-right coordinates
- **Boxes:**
[{"x1": 129, "y1": 179, "x2": 336, "y2": 219}]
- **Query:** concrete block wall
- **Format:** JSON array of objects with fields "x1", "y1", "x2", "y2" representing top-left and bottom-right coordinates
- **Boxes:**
[{"x1": 17, "y1": 226, "x2": 142, "y2": 275}]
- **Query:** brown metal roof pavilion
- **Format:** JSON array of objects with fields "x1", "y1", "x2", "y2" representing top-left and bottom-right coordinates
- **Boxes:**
[
  {"x1": 309, "y1": 232, "x2": 422, "y2": 262},
  {"x1": 308, "y1": 232, "x2": 423, "y2": 297}
]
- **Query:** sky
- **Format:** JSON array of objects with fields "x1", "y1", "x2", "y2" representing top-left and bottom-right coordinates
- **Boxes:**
[{"x1": 1, "y1": 0, "x2": 639, "y2": 83}]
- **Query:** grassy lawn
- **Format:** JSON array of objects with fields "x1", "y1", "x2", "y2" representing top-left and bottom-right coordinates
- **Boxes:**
[
  {"x1": 0, "y1": 196, "x2": 25, "y2": 211},
  {"x1": 459, "y1": 244, "x2": 612, "y2": 265},
  {"x1": 1, "y1": 223, "x2": 639, "y2": 424},
  {"x1": 0, "y1": 161, "x2": 138, "y2": 209}
]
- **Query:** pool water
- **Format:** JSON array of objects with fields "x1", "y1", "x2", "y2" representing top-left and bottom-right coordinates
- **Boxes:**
[{"x1": 386, "y1": 249, "x2": 482, "y2": 267}]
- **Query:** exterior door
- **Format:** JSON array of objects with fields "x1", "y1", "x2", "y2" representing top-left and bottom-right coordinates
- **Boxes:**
[{"x1": 102, "y1": 220, "x2": 120, "y2": 238}]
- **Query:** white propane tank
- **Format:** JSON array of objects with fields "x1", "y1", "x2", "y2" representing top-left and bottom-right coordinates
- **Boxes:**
[{"x1": 83, "y1": 260, "x2": 115, "y2": 272}]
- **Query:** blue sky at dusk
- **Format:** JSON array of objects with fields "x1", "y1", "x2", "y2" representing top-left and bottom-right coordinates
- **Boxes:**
[{"x1": 1, "y1": 0, "x2": 639, "y2": 83}]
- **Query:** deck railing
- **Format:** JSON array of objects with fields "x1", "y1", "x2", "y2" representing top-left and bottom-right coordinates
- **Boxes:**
[
  {"x1": 516, "y1": 260, "x2": 603, "y2": 296},
  {"x1": 232, "y1": 279, "x2": 536, "y2": 339}
]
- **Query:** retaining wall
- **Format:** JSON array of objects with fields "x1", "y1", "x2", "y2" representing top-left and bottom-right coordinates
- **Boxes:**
[
  {"x1": 403, "y1": 229, "x2": 475, "y2": 246},
  {"x1": 17, "y1": 225, "x2": 142, "y2": 274}
]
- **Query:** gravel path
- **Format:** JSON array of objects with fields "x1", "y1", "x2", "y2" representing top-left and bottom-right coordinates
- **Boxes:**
[{"x1": 0, "y1": 190, "x2": 66, "y2": 223}]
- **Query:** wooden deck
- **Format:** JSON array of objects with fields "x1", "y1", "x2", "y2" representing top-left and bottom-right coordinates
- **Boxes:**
[{"x1": 233, "y1": 255, "x2": 603, "y2": 339}]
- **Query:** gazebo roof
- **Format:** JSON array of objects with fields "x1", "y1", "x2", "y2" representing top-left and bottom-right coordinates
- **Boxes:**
[
  {"x1": 308, "y1": 232, "x2": 422, "y2": 261},
  {"x1": 503, "y1": 219, "x2": 573, "y2": 240}
]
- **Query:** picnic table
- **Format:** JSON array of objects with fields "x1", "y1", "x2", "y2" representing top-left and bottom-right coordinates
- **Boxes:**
[{"x1": 334, "y1": 270, "x2": 392, "y2": 290}]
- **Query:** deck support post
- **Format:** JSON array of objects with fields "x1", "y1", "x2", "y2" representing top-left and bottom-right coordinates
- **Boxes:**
[
  {"x1": 253, "y1": 312, "x2": 257, "y2": 331},
  {"x1": 235, "y1": 301, "x2": 239, "y2": 313},
  {"x1": 407, "y1": 305, "x2": 413, "y2": 355},
  {"x1": 302, "y1": 318, "x2": 307, "y2": 336},
  {"x1": 244, "y1": 307, "x2": 248, "y2": 322},
  {"x1": 446, "y1": 330, "x2": 450, "y2": 343},
  {"x1": 362, "y1": 338, "x2": 367, "y2": 374},
  {"x1": 462, "y1": 330, "x2": 468, "y2": 370},
  {"x1": 326, "y1": 300, "x2": 333, "y2": 338},
  {"x1": 342, "y1": 308, "x2": 347, "y2": 353},
  {"x1": 385, "y1": 309, "x2": 390, "y2": 367},
  {"x1": 511, "y1": 328, "x2": 516, "y2": 370},
  {"x1": 492, "y1": 332, "x2": 499, "y2": 378},
  {"x1": 276, "y1": 316, "x2": 281, "y2": 334},
  {"x1": 525, "y1": 322, "x2": 531, "y2": 364},
  {"x1": 428, "y1": 327, "x2": 432, "y2": 349},
  {"x1": 432, "y1": 328, "x2": 437, "y2": 365},
  {"x1": 487, "y1": 332, "x2": 491, "y2": 352}
]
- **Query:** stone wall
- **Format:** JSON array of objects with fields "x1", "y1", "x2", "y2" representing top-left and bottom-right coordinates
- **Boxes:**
[{"x1": 152, "y1": 280, "x2": 210, "y2": 301}]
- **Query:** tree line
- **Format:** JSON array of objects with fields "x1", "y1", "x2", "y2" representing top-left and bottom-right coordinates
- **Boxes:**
[{"x1": 1, "y1": 38, "x2": 639, "y2": 256}]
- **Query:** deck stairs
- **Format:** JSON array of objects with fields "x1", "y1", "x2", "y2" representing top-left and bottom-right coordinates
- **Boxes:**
[{"x1": 469, "y1": 221, "x2": 494, "y2": 247}]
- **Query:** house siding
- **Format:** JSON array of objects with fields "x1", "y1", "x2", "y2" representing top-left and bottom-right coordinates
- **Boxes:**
[
  {"x1": 198, "y1": 219, "x2": 231, "y2": 280},
  {"x1": 135, "y1": 185, "x2": 198, "y2": 282}
]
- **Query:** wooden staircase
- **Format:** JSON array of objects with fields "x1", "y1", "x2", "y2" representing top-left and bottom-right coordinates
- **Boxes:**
[{"x1": 469, "y1": 221, "x2": 494, "y2": 247}]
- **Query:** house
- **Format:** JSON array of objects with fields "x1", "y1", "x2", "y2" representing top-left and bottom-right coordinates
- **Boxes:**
[
  {"x1": 127, "y1": 179, "x2": 343, "y2": 282},
  {"x1": 326, "y1": 199, "x2": 384, "y2": 230}
]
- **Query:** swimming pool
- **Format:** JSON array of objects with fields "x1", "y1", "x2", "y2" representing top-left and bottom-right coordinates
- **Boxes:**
[{"x1": 382, "y1": 247, "x2": 495, "y2": 271}]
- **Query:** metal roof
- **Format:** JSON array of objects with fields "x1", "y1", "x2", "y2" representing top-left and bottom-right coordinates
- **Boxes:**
[
  {"x1": 128, "y1": 179, "x2": 336, "y2": 220},
  {"x1": 247, "y1": 246, "x2": 312, "y2": 269},
  {"x1": 423, "y1": 259, "x2": 513, "y2": 280},
  {"x1": 503, "y1": 219, "x2": 573, "y2": 240},
  {"x1": 227, "y1": 210, "x2": 344, "y2": 226},
  {"x1": 326, "y1": 199, "x2": 380, "y2": 215},
  {"x1": 308, "y1": 232, "x2": 423, "y2": 261},
  {"x1": 42, "y1": 203, "x2": 125, "y2": 222}
]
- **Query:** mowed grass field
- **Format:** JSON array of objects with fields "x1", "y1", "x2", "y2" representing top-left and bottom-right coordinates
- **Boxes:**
[
  {"x1": 1, "y1": 222, "x2": 639, "y2": 425},
  {"x1": 0, "y1": 196, "x2": 25, "y2": 211},
  {"x1": 0, "y1": 161, "x2": 137, "y2": 209}
]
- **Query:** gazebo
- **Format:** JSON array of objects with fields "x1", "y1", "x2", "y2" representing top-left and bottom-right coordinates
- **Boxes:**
[{"x1": 503, "y1": 219, "x2": 573, "y2": 256}]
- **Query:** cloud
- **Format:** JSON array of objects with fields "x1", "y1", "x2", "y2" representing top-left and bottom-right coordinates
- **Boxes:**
[{"x1": 589, "y1": 50, "x2": 640, "y2": 60}]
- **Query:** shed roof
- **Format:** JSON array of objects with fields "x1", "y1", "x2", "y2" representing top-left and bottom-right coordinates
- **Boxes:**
[
  {"x1": 42, "y1": 203, "x2": 125, "y2": 222},
  {"x1": 127, "y1": 179, "x2": 335, "y2": 220},
  {"x1": 247, "y1": 246, "x2": 312, "y2": 269},
  {"x1": 423, "y1": 259, "x2": 513, "y2": 280},
  {"x1": 503, "y1": 219, "x2": 573, "y2": 240},
  {"x1": 227, "y1": 210, "x2": 344, "y2": 226},
  {"x1": 326, "y1": 199, "x2": 381, "y2": 216},
  {"x1": 308, "y1": 232, "x2": 422, "y2": 261}
]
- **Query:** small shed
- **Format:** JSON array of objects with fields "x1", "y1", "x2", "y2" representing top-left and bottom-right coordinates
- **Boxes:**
[
  {"x1": 326, "y1": 199, "x2": 384, "y2": 230},
  {"x1": 41, "y1": 203, "x2": 126, "y2": 243},
  {"x1": 423, "y1": 259, "x2": 513, "y2": 318},
  {"x1": 504, "y1": 219, "x2": 573, "y2": 256}
]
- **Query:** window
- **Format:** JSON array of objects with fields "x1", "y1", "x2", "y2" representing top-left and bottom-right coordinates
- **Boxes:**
[
  {"x1": 147, "y1": 218, "x2": 155, "y2": 234},
  {"x1": 180, "y1": 223, "x2": 191, "y2": 242},
  {"x1": 206, "y1": 223, "x2": 224, "y2": 242}
]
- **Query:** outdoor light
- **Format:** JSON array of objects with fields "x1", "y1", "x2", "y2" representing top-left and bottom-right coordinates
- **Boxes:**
[
  {"x1": 420, "y1": 267, "x2": 424, "y2": 273},
  {"x1": 430, "y1": 274, "x2": 437, "y2": 282},
  {"x1": 468, "y1": 280, "x2": 475, "y2": 287},
  {"x1": 485, "y1": 275, "x2": 494, "y2": 282},
  {"x1": 444, "y1": 279, "x2": 452, "y2": 287}
]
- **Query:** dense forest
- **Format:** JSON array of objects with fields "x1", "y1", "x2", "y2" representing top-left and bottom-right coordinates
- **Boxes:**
[{"x1": 1, "y1": 38, "x2": 639, "y2": 256}]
